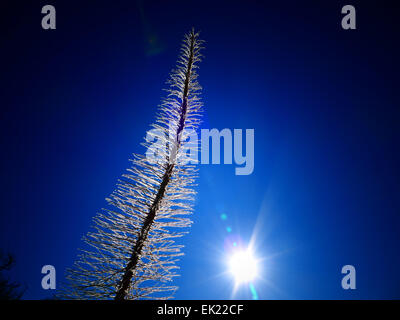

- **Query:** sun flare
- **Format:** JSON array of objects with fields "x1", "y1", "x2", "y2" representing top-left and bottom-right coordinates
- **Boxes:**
[{"x1": 228, "y1": 249, "x2": 258, "y2": 284}]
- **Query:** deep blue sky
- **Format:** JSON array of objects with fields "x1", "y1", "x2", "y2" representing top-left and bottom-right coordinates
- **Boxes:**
[{"x1": 0, "y1": 0, "x2": 399, "y2": 299}]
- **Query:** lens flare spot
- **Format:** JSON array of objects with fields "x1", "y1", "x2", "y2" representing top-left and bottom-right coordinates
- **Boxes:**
[{"x1": 249, "y1": 283, "x2": 259, "y2": 300}]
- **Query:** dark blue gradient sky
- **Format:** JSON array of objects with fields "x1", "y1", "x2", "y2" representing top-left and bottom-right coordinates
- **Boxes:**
[{"x1": 0, "y1": 0, "x2": 399, "y2": 299}]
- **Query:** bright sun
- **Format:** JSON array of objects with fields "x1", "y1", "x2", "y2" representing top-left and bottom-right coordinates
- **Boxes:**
[{"x1": 228, "y1": 249, "x2": 258, "y2": 284}]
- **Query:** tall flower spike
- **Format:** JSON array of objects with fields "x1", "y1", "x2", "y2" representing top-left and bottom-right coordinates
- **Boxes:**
[{"x1": 59, "y1": 29, "x2": 204, "y2": 300}]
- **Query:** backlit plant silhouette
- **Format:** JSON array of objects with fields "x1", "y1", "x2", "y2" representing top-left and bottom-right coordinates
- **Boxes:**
[{"x1": 60, "y1": 29, "x2": 204, "y2": 300}]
